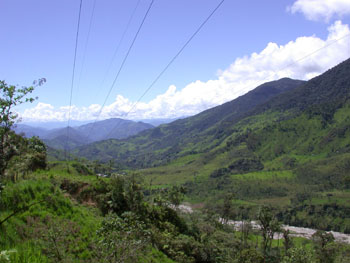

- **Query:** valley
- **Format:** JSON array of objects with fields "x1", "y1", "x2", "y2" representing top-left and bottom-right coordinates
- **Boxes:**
[{"x1": 2, "y1": 26, "x2": 350, "y2": 263}]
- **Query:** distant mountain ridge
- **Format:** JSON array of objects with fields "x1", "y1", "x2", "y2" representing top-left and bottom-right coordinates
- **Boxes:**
[
  {"x1": 75, "y1": 118, "x2": 154, "y2": 141},
  {"x1": 14, "y1": 118, "x2": 154, "y2": 150},
  {"x1": 74, "y1": 77, "x2": 306, "y2": 167},
  {"x1": 254, "y1": 59, "x2": 350, "y2": 113},
  {"x1": 14, "y1": 124, "x2": 48, "y2": 138}
]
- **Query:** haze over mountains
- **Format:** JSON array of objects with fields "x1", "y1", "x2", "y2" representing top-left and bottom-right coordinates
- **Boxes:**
[
  {"x1": 14, "y1": 118, "x2": 154, "y2": 150},
  {"x1": 74, "y1": 77, "x2": 305, "y2": 166},
  {"x1": 73, "y1": 58, "x2": 350, "y2": 171},
  {"x1": 66, "y1": 59, "x2": 350, "y2": 237},
  {"x1": 16, "y1": 58, "x2": 350, "y2": 167}
]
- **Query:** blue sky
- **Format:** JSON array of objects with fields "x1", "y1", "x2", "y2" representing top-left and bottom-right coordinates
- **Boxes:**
[{"x1": 1, "y1": 0, "x2": 350, "y2": 121}]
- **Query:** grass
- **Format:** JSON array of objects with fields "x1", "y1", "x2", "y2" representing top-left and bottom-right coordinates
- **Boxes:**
[
  {"x1": 230, "y1": 170, "x2": 295, "y2": 180},
  {"x1": 309, "y1": 190, "x2": 350, "y2": 206},
  {"x1": 1, "y1": 164, "x2": 178, "y2": 263},
  {"x1": 0, "y1": 166, "x2": 103, "y2": 262}
]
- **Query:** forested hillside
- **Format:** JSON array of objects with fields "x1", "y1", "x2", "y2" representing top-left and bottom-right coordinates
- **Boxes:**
[
  {"x1": 74, "y1": 58, "x2": 350, "y2": 234},
  {"x1": 74, "y1": 78, "x2": 305, "y2": 167},
  {"x1": 2, "y1": 59, "x2": 350, "y2": 262}
]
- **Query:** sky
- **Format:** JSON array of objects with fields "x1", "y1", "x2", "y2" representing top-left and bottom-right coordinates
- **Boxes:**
[{"x1": 1, "y1": 0, "x2": 350, "y2": 122}]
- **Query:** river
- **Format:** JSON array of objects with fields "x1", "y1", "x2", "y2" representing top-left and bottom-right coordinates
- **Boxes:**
[{"x1": 177, "y1": 204, "x2": 350, "y2": 244}]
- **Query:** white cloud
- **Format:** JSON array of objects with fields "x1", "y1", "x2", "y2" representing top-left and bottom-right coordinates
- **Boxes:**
[
  {"x1": 288, "y1": 0, "x2": 350, "y2": 22},
  {"x1": 20, "y1": 21, "x2": 350, "y2": 122}
]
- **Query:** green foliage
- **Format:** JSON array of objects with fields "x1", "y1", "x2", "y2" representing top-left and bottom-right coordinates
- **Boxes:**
[
  {"x1": 281, "y1": 247, "x2": 315, "y2": 263},
  {"x1": 0, "y1": 249, "x2": 17, "y2": 263},
  {"x1": 1, "y1": 162, "x2": 350, "y2": 263},
  {"x1": 0, "y1": 175, "x2": 101, "y2": 262},
  {"x1": 257, "y1": 206, "x2": 281, "y2": 259},
  {"x1": 167, "y1": 186, "x2": 186, "y2": 208},
  {"x1": 74, "y1": 78, "x2": 304, "y2": 167},
  {"x1": 312, "y1": 231, "x2": 338, "y2": 263},
  {"x1": 0, "y1": 79, "x2": 45, "y2": 176},
  {"x1": 94, "y1": 212, "x2": 151, "y2": 263},
  {"x1": 26, "y1": 216, "x2": 85, "y2": 262},
  {"x1": 71, "y1": 162, "x2": 93, "y2": 175},
  {"x1": 4, "y1": 60, "x2": 350, "y2": 262}
]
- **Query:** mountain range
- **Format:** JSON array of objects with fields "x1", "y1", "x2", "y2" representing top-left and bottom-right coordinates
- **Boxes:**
[
  {"x1": 73, "y1": 58, "x2": 350, "y2": 184},
  {"x1": 74, "y1": 77, "x2": 305, "y2": 167},
  {"x1": 14, "y1": 118, "x2": 154, "y2": 150},
  {"x1": 28, "y1": 58, "x2": 350, "y2": 234}
]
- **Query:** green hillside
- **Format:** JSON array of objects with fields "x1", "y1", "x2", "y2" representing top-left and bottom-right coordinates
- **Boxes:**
[
  {"x1": 74, "y1": 78, "x2": 305, "y2": 167},
  {"x1": 72, "y1": 58, "x2": 350, "y2": 232},
  {"x1": 3, "y1": 59, "x2": 350, "y2": 262},
  {"x1": 137, "y1": 58, "x2": 350, "y2": 232}
]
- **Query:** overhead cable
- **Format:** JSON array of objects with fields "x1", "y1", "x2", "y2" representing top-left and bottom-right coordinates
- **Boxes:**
[
  {"x1": 105, "y1": 0, "x2": 226, "y2": 139},
  {"x1": 86, "y1": 0, "x2": 155, "y2": 141},
  {"x1": 65, "y1": 0, "x2": 84, "y2": 161}
]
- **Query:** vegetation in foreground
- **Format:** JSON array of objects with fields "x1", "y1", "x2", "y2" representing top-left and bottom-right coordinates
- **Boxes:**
[
  {"x1": 3, "y1": 58, "x2": 350, "y2": 262},
  {"x1": 1, "y1": 161, "x2": 350, "y2": 263}
]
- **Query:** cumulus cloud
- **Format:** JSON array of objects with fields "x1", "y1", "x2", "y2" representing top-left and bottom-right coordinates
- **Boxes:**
[
  {"x1": 288, "y1": 0, "x2": 350, "y2": 22},
  {"x1": 21, "y1": 21, "x2": 350, "y2": 122}
]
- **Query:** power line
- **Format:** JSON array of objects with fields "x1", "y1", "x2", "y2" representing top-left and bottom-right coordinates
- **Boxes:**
[
  {"x1": 65, "y1": 0, "x2": 84, "y2": 162},
  {"x1": 92, "y1": 0, "x2": 142, "y2": 101},
  {"x1": 282, "y1": 33, "x2": 350, "y2": 71},
  {"x1": 105, "y1": 0, "x2": 226, "y2": 139},
  {"x1": 75, "y1": 0, "x2": 97, "y2": 96},
  {"x1": 240, "y1": 32, "x2": 350, "y2": 97},
  {"x1": 86, "y1": 0, "x2": 155, "y2": 141},
  {"x1": 105, "y1": 32, "x2": 350, "y2": 140}
]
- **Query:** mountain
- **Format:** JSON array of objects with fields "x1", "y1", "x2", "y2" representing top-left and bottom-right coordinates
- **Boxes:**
[
  {"x1": 43, "y1": 126, "x2": 88, "y2": 150},
  {"x1": 138, "y1": 118, "x2": 183, "y2": 127},
  {"x1": 14, "y1": 118, "x2": 154, "y2": 150},
  {"x1": 74, "y1": 77, "x2": 305, "y2": 166},
  {"x1": 13, "y1": 124, "x2": 48, "y2": 138},
  {"x1": 21, "y1": 120, "x2": 92, "y2": 129},
  {"x1": 72, "y1": 59, "x2": 350, "y2": 232},
  {"x1": 75, "y1": 118, "x2": 154, "y2": 142},
  {"x1": 254, "y1": 58, "x2": 350, "y2": 114}
]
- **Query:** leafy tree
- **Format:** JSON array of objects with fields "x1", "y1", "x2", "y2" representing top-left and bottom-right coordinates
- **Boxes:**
[
  {"x1": 124, "y1": 174, "x2": 145, "y2": 214},
  {"x1": 167, "y1": 185, "x2": 186, "y2": 209},
  {"x1": 28, "y1": 216, "x2": 81, "y2": 262},
  {"x1": 4, "y1": 134, "x2": 47, "y2": 182},
  {"x1": 95, "y1": 212, "x2": 150, "y2": 263},
  {"x1": 239, "y1": 220, "x2": 253, "y2": 249},
  {"x1": 257, "y1": 206, "x2": 281, "y2": 259},
  {"x1": 25, "y1": 136, "x2": 47, "y2": 170},
  {"x1": 107, "y1": 159, "x2": 115, "y2": 176},
  {"x1": 103, "y1": 175, "x2": 128, "y2": 215},
  {"x1": 312, "y1": 230, "x2": 337, "y2": 263},
  {"x1": 0, "y1": 79, "x2": 45, "y2": 177},
  {"x1": 281, "y1": 247, "x2": 315, "y2": 263},
  {"x1": 282, "y1": 229, "x2": 293, "y2": 254},
  {"x1": 235, "y1": 248, "x2": 264, "y2": 263},
  {"x1": 221, "y1": 193, "x2": 234, "y2": 224}
]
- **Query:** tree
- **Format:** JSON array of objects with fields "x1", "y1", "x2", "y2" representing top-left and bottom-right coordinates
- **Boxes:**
[
  {"x1": 257, "y1": 206, "x2": 281, "y2": 259},
  {"x1": 221, "y1": 193, "x2": 234, "y2": 224},
  {"x1": 167, "y1": 185, "x2": 186, "y2": 209},
  {"x1": 94, "y1": 212, "x2": 150, "y2": 263},
  {"x1": 312, "y1": 230, "x2": 337, "y2": 263},
  {"x1": 107, "y1": 159, "x2": 115, "y2": 176},
  {"x1": 282, "y1": 229, "x2": 293, "y2": 254},
  {"x1": 281, "y1": 247, "x2": 315, "y2": 263},
  {"x1": 0, "y1": 79, "x2": 45, "y2": 176}
]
